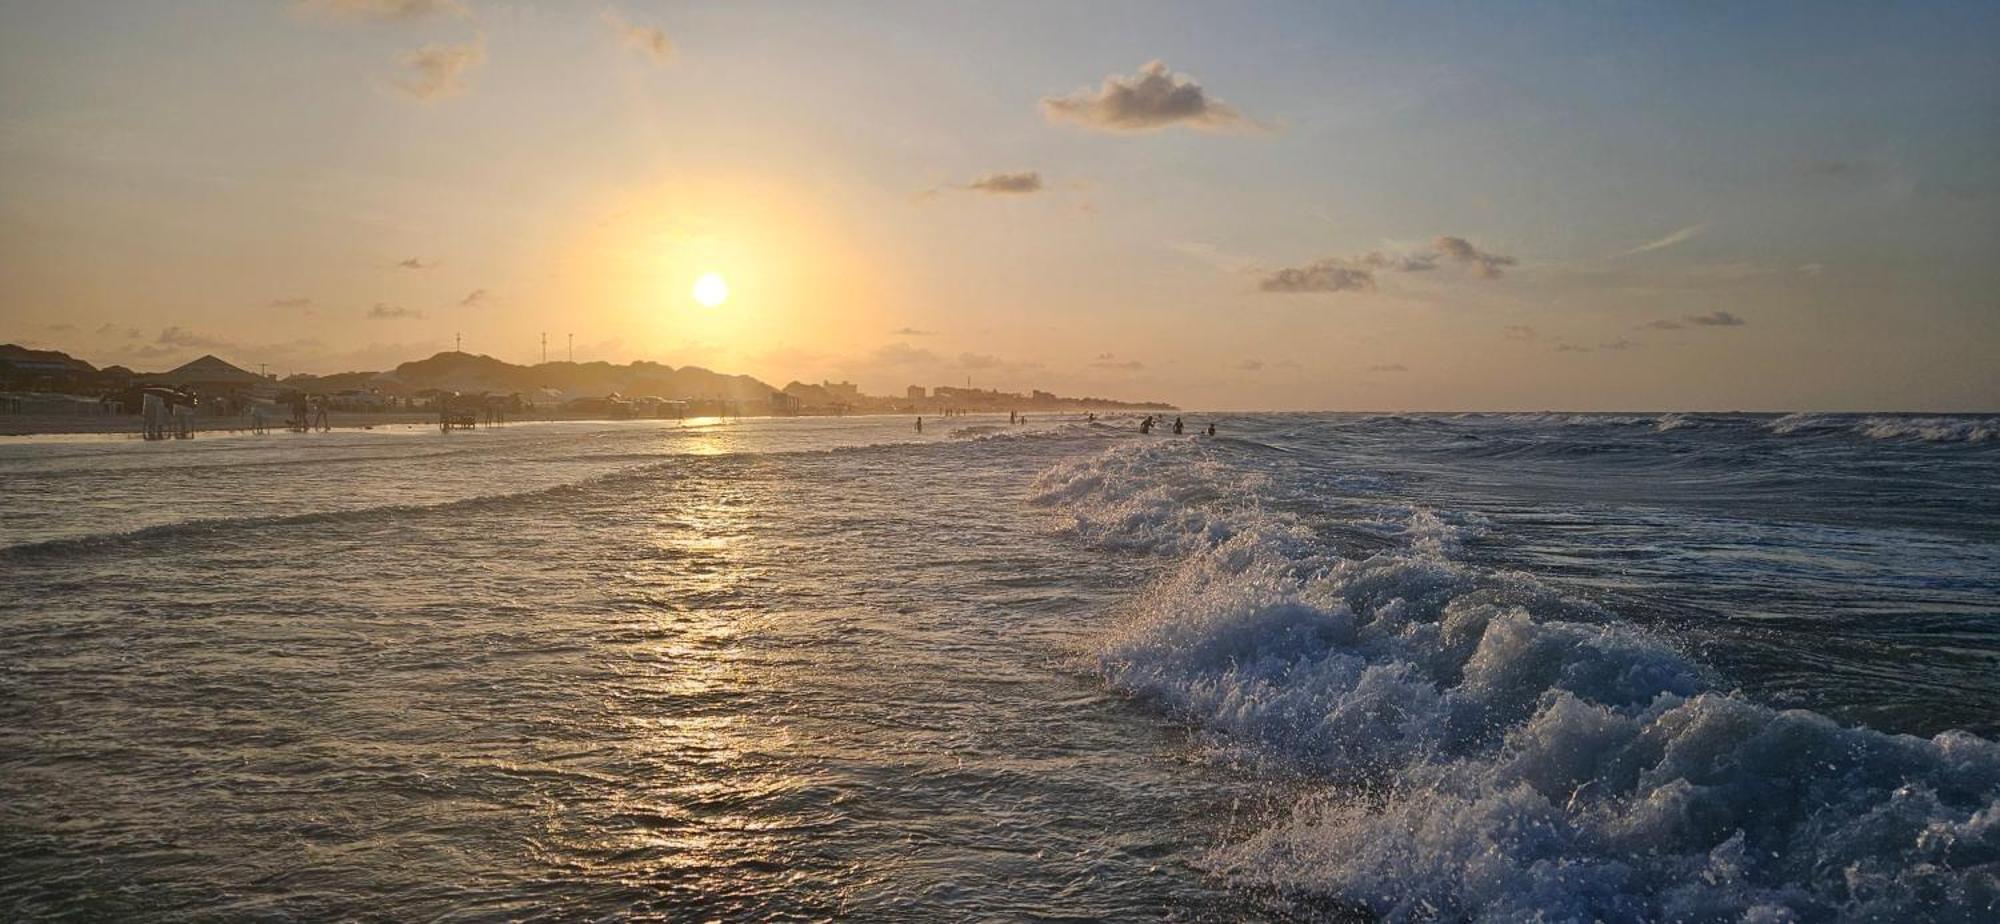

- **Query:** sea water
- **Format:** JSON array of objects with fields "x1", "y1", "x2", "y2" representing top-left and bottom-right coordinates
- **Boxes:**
[{"x1": 2, "y1": 412, "x2": 1995, "y2": 920}]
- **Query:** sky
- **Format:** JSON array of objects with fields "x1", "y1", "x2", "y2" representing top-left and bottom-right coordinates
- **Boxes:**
[{"x1": 1, "y1": 0, "x2": 1995, "y2": 411}]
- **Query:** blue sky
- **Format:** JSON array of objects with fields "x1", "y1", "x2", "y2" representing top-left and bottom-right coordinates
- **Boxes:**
[{"x1": 2, "y1": 1, "x2": 1995, "y2": 409}]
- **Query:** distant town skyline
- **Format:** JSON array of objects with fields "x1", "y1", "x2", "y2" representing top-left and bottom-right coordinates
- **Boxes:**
[{"x1": 2, "y1": 2, "x2": 1996, "y2": 410}]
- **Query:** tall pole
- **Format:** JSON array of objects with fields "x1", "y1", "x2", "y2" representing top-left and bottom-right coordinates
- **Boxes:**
[
  {"x1": 455, "y1": 332, "x2": 461, "y2": 353},
  {"x1": 541, "y1": 332, "x2": 547, "y2": 365},
  {"x1": 567, "y1": 333, "x2": 573, "y2": 363}
]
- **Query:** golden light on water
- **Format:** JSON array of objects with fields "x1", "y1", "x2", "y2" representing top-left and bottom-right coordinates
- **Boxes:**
[{"x1": 693, "y1": 272, "x2": 729, "y2": 307}]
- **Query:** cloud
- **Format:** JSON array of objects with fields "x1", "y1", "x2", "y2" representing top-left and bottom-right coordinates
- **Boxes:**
[
  {"x1": 1263, "y1": 236, "x2": 1513, "y2": 293},
  {"x1": 157, "y1": 326, "x2": 230, "y2": 348},
  {"x1": 396, "y1": 36, "x2": 484, "y2": 101},
  {"x1": 1641, "y1": 319, "x2": 1685, "y2": 330},
  {"x1": 889, "y1": 327, "x2": 936, "y2": 336},
  {"x1": 963, "y1": 171, "x2": 1044, "y2": 195},
  {"x1": 1600, "y1": 338, "x2": 1640, "y2": 351},
  {"x1": 1041, "y1": 60, "x2": 1257, "y2": 133},
  {"x1": 269, "y1": 296, "x2": 314, "y2": 309},
  {"x1": 1502, "y1": 325, "x2": 1538, "y2": 341},
  {"x1": 459, "y1": 288, "x2": 487, "y2": 307},
  {"x1": 367, "y1": 302, "x2": 424, "y2": 320},
  {"x1": 957, "y1": 352, "x2": 1003, "y2": 370},
  {"x1": 1623, "y1": 223, "x2": 1707, "y2": 256},
  {"x1": 297, "y1": 0, "x2": 466, "y2": 22},
  {"x1": 396, "y1": 257, "x2": 434, "y2": 270},
  {"x1": 1090, "y1": 354, "x2": 1144, "y2": 371},
  {"x1": 1432, "y1": 236, "x2": 1516, "y2": 278},
  {"x1": 1358, "y1": 250, "x2": 1438, "y2": 272},
  {"x1": 1367, "y1": 363, "x2": 1409, "y2": 373},
  {"x1": 1237, "y1": 359, "x2": 1265, "y2": 371},
  {"x1": 45, "y1": 323, "x2": 75, "y2": 333},
  {"x1": 1553, "y1": 342, "x2": 1592, "y2": 353},
  {"x1": 602, "y1": 10, "x2": 674, "y2": 64},
  {"x1": 1259, "y1": 258, "x2": 1375, "y2": 293},
  {"x1": 1686, "y1": 310, "x2": 1746, "y2": 327}
]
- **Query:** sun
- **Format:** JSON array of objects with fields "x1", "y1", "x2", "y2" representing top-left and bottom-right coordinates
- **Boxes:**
[{"x1": 692, "y1": 272, "x2": 729, "y2": 307}]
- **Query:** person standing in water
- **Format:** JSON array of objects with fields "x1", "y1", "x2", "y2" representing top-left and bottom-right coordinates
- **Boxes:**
[
  {"x1": 915, "y1": 416, "x2": 923, "y2": 433},
  {"x1": 1206, "y1": 422, "x2": 1216, "y2": 436},
  {"x1": 1172, "y1": 416, "x2": 1184, "y2": 435},
  {"x1": 1140, "y1": 416, "x2": 1154, "y2": 434}
]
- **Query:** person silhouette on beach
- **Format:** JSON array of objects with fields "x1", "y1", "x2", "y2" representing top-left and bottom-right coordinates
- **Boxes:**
[
  {"x1": 1172, "y1": 416, "x2": 1184, "y2": 435},
  {"x1": 1206, "y1": 422, "x2": 1216, "y2": 436},
  {"x1": 915, "y1": 416, "x2": 923, "y2": 432},
  {"x1": 1140, "y1": 416, "x2": 1154, "y2": 434}
]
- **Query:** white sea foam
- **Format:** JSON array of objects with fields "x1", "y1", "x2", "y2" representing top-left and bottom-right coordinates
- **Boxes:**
[
  {"x1": 1857, "y1": 416, "x2": 1998, "y2": 444},
  {"x1": 1036, "y1": 440, "x2": 2000, "y2": 921}
]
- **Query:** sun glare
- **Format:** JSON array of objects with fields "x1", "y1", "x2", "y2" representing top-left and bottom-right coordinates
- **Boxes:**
[{"x1": 693, "y1": 272, "x2": 729, "y2": 307}]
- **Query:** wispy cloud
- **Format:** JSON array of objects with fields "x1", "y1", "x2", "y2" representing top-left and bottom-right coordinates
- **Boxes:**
[
  {"x1": 396, "y1": 36, "x2": 484, "y2": 101},
  {"x1": 871, "y1": 342, "x2": 940, "y2": 366},
  {"x1": 890, "y1": 327, "x2": 936, "y2": 336},
  {"x1": 1260, "y1": 235, "x2": 1515, "y2": 293},
  {"x1": 963, "y1": 171, "x2": 1044, "y2": 195},
  {"x1": 1090, "y1": 353, "x2": 1144, "y2": 371},
  {"x1": 367, "y1": 303, "x2": 424, "y2": 320},
  {"x1": 269, "y1": 296, "x2": 314, "y2": 309},
  {"x1": 158, "y1": 326, "x2": 230, "y2": 348},
  {"x1": 1368, "y1": 363, "x2": 1409, "y2": 373},
  {"x1": 396, "y1": 257, "x2": 434, "y2": 270},
  {"x1": 1503, "y1": 325, "x2": 1538, "y2": 341},
  {"x1": 1042, "y1": 60, "x2": 1261, "y2": 133},
  {"x1": 602, "y1": 10, "x2": 674, "y2": 64},
  {"x1": 1237, "y1": 358, "x2": 1265, "y2": 371},
  {"x1": 1259, "y1": 258, "x2": 1375, "y2": 293},
  {"x1": 297, "y1": 0, "x2": 466, "y2": 22},
  {"x1": 1623, "y1": 222, "x2": 1707, "y2": 256},
  {"x1": 1640, "y1": 310, "x2": 1746, "y2": 330},
  {"x1": 1432, "y1": 236, "x2": 1516, "y2": 278},
  {"x1": 1686, "y1": 309, "x2": 1746, "y2": 327},
  {"x1": 459, "y1": 288, "x2": 487, "y2": 307}
]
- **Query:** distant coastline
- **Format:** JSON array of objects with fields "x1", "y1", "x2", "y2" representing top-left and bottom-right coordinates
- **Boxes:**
[{"x1": 0, "y1": 342, "x2": 1175, "y2": 437}]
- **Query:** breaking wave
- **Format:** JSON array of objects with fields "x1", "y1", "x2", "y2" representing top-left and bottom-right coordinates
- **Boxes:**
[
  {"x1": 1769, "y1": 413, "x2": 1996, "y2": 443},
  {"x1": 1857, "y1": 416, "x2": 1998, "y2": 444},
  {"x1": 1031, "y1": 440, "x2": 2000, "y2": 921}
]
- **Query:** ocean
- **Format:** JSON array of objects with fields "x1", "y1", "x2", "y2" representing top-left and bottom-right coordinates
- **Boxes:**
[{"x1": 2, "y1": 412, "x2": 1996, "y2": 921}]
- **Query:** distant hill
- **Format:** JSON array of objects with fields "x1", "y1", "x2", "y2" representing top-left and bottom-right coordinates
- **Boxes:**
[
  {"x1": 1, "y1": 343, "x2": 96, "y2": 375},
  {"x1": 8, "y1": 343, "x2": 1173, "y2": 411},
  {"x1": 285, "y1": 351, "x2": 780, "y2": 402}
]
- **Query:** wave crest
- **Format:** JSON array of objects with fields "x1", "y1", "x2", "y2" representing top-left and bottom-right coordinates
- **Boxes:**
[{"x1": 1039, "y1": 441, "x2": 2000, "y2": 921}]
